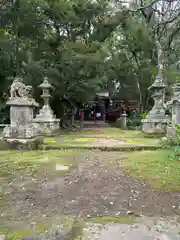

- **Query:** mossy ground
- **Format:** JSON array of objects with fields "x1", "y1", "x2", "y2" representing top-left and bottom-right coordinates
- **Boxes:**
[
  {"x1": 44, "y1": 128, "x2": 160, "y2": 148},
  {"x1": 88, "y1": 216, "x2": 135, "y2": 224},
  {"x1": 0, "y1": 216, "x2": 82, "y2": 240},
  {"x1": 67, "y1": 127, "x2": 141, "y2": 136},
  {"x1": 122, "y1": 149, "x2": 180, "y2": 191},
  {"x1": 0, "y1": 149, "x2": 77, "y2": 179},
  {"x1": 0, "y1": 127, "x2": 178, "y2": 238}
]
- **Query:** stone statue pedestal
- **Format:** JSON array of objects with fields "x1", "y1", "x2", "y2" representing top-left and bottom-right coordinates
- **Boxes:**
[
  {"x1": 3, "y1": 96, "x2": 42, "y2": 148},
  {"x1": 33, "y1": 77, "x2": 60, "y2": 135},
  {"x1": 2, "y1": 77, "x2": 42, "y2": 149}
]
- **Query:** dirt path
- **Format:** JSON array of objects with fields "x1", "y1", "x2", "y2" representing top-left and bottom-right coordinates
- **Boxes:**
[
  {"x1": 1, "y1": 126, "x2": 180, "y2": 238},
  {"x1": 2, "y1": 151, "x2": 180, "y2": 227}
]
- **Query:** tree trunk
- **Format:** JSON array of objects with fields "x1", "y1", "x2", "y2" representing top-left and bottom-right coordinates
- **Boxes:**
[{"x1": 71, "y1": 108, "x2": 76, "y2": 126}]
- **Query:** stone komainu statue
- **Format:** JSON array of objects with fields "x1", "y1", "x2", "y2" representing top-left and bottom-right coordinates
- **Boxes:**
[
  {"x1": 25, "y1": 85, "x2": 33, "y2": 98},
  {"x1": 10, "y1": 77, "x2": 32, "y2": 98}
]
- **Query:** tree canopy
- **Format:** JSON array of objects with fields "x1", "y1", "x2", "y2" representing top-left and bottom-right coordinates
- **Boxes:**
[{"x1": 0, "y1": 0, "x2": 180, "y2": 119}]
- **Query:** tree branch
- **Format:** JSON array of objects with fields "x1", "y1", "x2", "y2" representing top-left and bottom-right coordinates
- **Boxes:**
[
  {"x1": 118, "y1": 0, "x2": 164, "y2": 11},
  {"x1": 167, "y1": 25, "x2": 180, "y2": 49},
  {"x1": 157, "y1": 11, "x2": 180, "y2": 26}
]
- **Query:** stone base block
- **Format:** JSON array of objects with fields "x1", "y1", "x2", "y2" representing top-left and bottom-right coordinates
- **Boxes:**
[
  {"x1": 2, "y1": 124, "x2": 38, "y2": 139},
  {"x1": 116, "y1": 114, "x2": 127, "y2": 130},
  {"x1": 141, "y1": 119, "x2": 169, "y2": 134},
  {"x1": 167, "y1": 126, "x2": 176, "y2": 138},
  {"x1": 3, "y1": 136, "x2": 43, "y2": 150},
  {"x1": 34, "y1": 121, "x2": 60, "y2": 136}
]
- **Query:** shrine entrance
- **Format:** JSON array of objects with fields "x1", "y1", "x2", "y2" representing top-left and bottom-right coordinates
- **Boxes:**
[{"x1": 84, "y1": 96, "x2": 110, "y2": 122}]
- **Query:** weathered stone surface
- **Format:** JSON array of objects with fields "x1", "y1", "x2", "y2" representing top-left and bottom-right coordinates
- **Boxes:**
[
  {"x1": 167, "y1": 126, "x2": 176, "y2": 138},
  {"x1": 141, "y1": 236, "x2": 154, "y2": 240},
  {"x1": 33, "y1": 77, "x2": 60, "y2": 135},
  {"x1": 0, "y1": 235, "x2": 7, "y2": 240},
  {"x1": 141, "y1": 119, "x2": 168, "y2": 134},
  {"x1": 116, "y1": 113, "x2": 127, "y2": 130},
  {"x1": 2, "y1": 76, "x2": 42, "y2": 148},
  {"x1": 141, "y1": 73, "x2": 169, "y2": 134},
  {"x1": 141, "y1": 233, "x2": 179, "y2": 240}
]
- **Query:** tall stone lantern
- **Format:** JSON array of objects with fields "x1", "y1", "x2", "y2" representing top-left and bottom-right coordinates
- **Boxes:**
[
  {"x1": 33, "y1": 77, "x2": 60, "y2": 135},
  {"x1": 166, "y1": 82, "x2": 180, "y2": 137},
  {"x1": 141, "y1": 73, "x2": 169, "y2": 133}
]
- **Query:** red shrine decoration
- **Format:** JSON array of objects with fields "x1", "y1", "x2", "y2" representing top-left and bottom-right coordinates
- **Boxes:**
[
  {"x1": 80, "y1": 111, "x2": 84, "y2": 121},
  {"x1": 93, "y1": 111, "x2": 96, "y2": 121}
]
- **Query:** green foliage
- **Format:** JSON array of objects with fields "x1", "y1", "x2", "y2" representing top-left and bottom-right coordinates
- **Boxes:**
[
  {"x1": 124, "y1": 150, "x2": 180, "y2": 191},
  {"x1": 160, "y1": 125, "x2": 180, "y2": 161},
  {"x1": 0, "y1": 0, "x2": 122, "y2": 117},
  {"x1": 140, "y1": 112, "x2": 147, "y2": 119},
  {"x1": 0, "y1": 0, "x2": 180, "y2": 118},
  {"x1": 160, "y1": 136, "x2": 177, "y2": 148},
  {"x1": 127, "y1": 118, "x2": 141, "y2": 127},
  {"x1": 161, "y1": 125, "x2": 180, "y2": 148},
  {"x1": 169, "y1": 146, "x2": 180, "y2": 161}
]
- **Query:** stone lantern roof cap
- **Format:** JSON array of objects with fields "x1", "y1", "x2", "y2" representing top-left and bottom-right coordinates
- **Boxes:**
[
  {"x1": 148, "y1": 78, "x2": 167, "y2": 90},
  {"x1": 173, "y1": 82, "x2": 180, "y2": 91},
  {"x1": 39, "y1": 77, "x2": 52, "y2": 89}
]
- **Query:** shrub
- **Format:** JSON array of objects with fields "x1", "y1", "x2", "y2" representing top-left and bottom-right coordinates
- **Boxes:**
[
  {"x1": 160, "y1": 136, "x2": 178, "y2": 148},
  {"x1": 169, "y1": 146, "x2": 180, "y2": 161},
  {"x1": 127, "y1": 118, "x2": 141, "y2": 127},
  {"x1": 160, "y1": 125, "x2": 180, "y2": 161},
  {"x1": 140, "y1": 112, "x2": 147, "y2": 119}
]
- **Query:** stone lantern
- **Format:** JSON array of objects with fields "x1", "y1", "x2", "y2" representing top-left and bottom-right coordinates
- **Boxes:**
[
  {"x1": 33, "y1": 77, "x2": 60, "y2": 135},
  {"x1": 141, "y1": 73, "x2": 169, "y2": 133},
  {"x1": 167, "y1": 82, "x2": 180, "y2": 137}
]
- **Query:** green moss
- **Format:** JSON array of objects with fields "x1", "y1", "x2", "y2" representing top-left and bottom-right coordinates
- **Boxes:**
[
  {"x1": 36, "y1": 224, "x2": 49, "y2": 232},
  {"x1": 0, "y1": 224, "x2": 50, "y2": 239},
  {"x1": 141, "y1": 132, "x2": 164, "y2": 138},
  {"x1": 125, "y1": 138, "x2": 160, "y2": 146},
  {"x1": 44, "y1": 137, "x2": 61, "y2": 146},
  {"x1": 89, "y1": 217, "x2": 135, "y2": 224},
  {"x1": 123, "y1": 150, "x2": 180, "y2": 191},
  {"x1": 0, "y1": 149, "x2": 77, "y2": 178},
  {"x1": 7, "y1": 229, "x2": 33, "y2": 240},
  {"x1": 67, "y1": 127, "x2": 141, "y2": 136}
]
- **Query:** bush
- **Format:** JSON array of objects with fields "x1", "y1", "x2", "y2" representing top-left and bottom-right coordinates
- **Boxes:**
[
  {"x1": 169, "y1": 146, "x2": 180, "y2": 161},
  {"x1": 127, "y1": 118, "x2": 141, "y2": 127},
  {"x1": 140, "y1": 112, "x2": 147, "y2": 119},
  {"x1": 160, "y1": 125, "x2": 180, "y2": 161},
  {"x1": 160, "y1": 136, "x2": 178, "y2": 148}
]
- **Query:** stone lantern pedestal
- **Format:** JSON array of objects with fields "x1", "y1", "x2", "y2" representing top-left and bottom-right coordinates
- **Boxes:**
[
  {"x1": 141, "y1": 75, "x2": 169, "y2": 134},
  {"x1": 167, "y1": 83, "x2": 180, "y2": 137},
  {"x1": 2, "y1": 77, "x2": 42, "y2": 148},
  {"x1": 33, "y1": 77, "x2": 60, "y2": 135},
  {"x1": 116, "y1": 113, "x2": 127, "y2": 129}
]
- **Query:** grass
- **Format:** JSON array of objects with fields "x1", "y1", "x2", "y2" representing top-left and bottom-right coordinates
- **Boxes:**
[
  {"x1": 123, "y1": 149, "x2": 180, "y2": 191},
  {"x1": 0, "y1": 217, "x2": 83, "y2": 240},
  {"x1": 0, "y1": 149, "x2": 77, "y2": 179},
  {"x1": 89, "y1": 216, "x2": 135, "y2": 224},
  {"x1": 0, "y1": 228, "x2": 34, "y2": 240},
  {"x1": 70, "y1": 127, "x2": 142, "y2": 136},
  {"x1": 44, "y1": 134, "x2": 160, "y2": 148}
]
